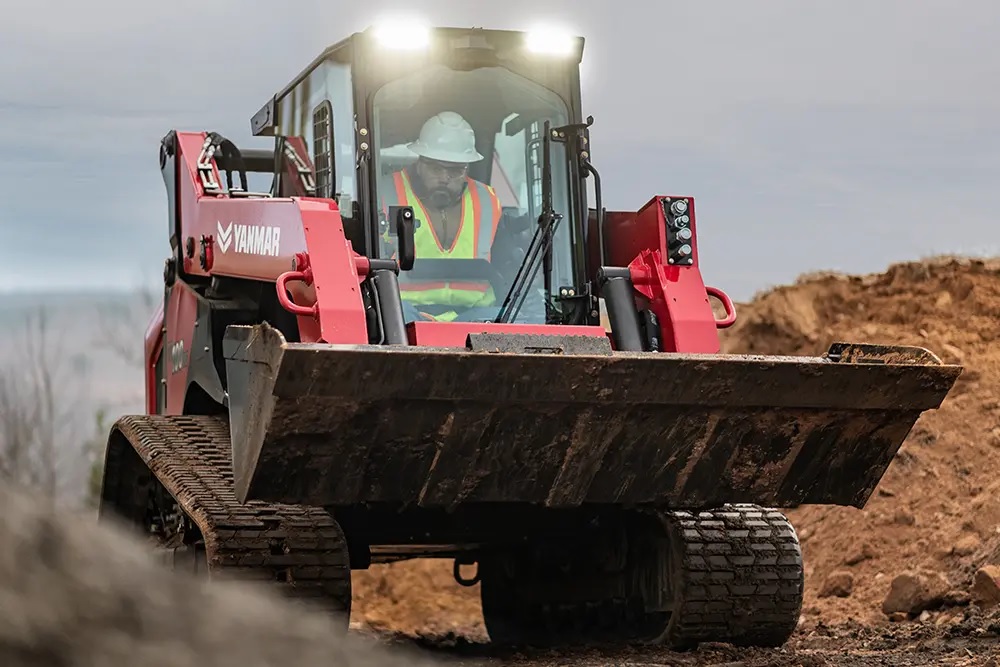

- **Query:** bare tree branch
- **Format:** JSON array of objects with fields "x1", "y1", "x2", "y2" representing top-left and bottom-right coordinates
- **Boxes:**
[
  {"x1": 0, "y1": 308, "x2": 86, "y2": 502},
  {"x1": 93, "y1": 286, "x2": 157, "y2": 367}
]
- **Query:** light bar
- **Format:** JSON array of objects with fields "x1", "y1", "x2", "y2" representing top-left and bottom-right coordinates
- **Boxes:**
[
  {"x1": 371, "y1": 18, "x2": 431, "y2": 50},
  {"x1": 525, "y1": 26, "x2": 576, "y2": 55}
]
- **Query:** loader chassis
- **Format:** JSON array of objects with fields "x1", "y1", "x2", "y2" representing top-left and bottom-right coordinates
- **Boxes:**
[{"x1": 98, "y1": 24, "x2": 961, "y2": 650}]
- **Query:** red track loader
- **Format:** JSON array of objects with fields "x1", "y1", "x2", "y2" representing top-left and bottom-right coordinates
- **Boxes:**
[{"x1": 98, "y1": 24, "x2": 961, "y2": 650}]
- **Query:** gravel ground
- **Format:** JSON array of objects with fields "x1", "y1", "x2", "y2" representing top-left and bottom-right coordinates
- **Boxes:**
[{"x1": 369, "y1": 615, "x2": 1000, "y2": 667}]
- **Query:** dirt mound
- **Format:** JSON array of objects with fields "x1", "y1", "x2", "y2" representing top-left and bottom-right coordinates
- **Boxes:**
[
  {"x1": 348, "y1": 256, "x2": 1000, "y2": 638},
  {"x1": 0, "y1": 481, "x2": 437, "y2": 667},
  {"x1": 352, "y1": 560, "x2": 485, "y2": 641},
  {"x1": 719, "y1": 255, "x2": 1000, "y2": 628}
]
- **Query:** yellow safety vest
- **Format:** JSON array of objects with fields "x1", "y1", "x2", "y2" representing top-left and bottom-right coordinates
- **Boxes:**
[{"x1": 381, "y1": 169, "x2": 503, "y2": 315}]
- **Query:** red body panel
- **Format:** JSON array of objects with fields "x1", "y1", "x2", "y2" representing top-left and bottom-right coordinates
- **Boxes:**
[
  {"x1": 162, "y1": 280, "x2": 201, "y2": 415},
  {"x1": 178, "y1": 130, "x2": 310, "y2": 283},
  {"x1": 300, "y1": 203, "x2": 369, "y2": 344},
  {"x1": 602, "y1": 196, "x2": 723, "y2": 353},
  {"x1": 406, "y1": 321, "x2": 606, "y2": 347},
  {"x1": 629, "y1": 250, "x2": 720, "y2": 353},
  {"x1": 171, "y1": 131, "x2": 370, "y2": 345},
  {"x1": 601, "y1": 210, "x2": 641, "y2": 269},
  {"x1": 603, "y1": 196, "x2": 701, "y2": 269},
  {"x1": 144, "y1": 301, "x2": 165, "y2": 415}
]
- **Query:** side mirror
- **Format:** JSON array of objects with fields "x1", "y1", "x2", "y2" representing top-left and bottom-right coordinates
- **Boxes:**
[{"x1": 391, "y1": 206, "x2": 416, "y2": 271}]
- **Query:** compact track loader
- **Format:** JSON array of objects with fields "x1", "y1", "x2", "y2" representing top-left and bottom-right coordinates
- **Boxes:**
[{"x1": 98, "y1": 24, "x2": 961, "y2": 650}]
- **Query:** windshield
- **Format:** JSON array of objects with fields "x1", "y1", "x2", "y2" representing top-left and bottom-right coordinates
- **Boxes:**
[{"x1": 372, "y1": 64, "x2": 574, "y2": 324}]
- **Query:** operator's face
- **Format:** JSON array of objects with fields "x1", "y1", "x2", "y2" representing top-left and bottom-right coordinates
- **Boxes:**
[{"x1": 414, "y1": 158, "x2": 468, "y2": 209}]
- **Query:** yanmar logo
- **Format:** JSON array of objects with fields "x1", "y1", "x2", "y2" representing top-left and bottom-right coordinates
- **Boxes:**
[{"x1": 216, "y1": 221, "x2": 281, "y2": 257}]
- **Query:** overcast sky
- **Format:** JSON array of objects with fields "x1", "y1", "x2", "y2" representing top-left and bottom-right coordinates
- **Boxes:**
[{"x1": 1, "y1": 0, "x2": 997, "y2": 301}]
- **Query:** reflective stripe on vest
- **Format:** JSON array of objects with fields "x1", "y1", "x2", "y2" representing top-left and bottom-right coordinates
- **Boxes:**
[{"x1": 381, "y1": 169, "x2": 502, "y2": 308}]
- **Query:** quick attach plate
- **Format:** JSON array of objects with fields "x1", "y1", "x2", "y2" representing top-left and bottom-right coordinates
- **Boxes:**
[{"x1": 465, "y1": 332, "x2": 613, "y2": 356}]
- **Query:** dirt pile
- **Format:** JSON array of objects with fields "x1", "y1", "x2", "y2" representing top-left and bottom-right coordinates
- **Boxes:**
[
  {"x1": 347, "y1": 256, "x2": 1000, "y2": 639},
  {"x1": 719, "y1": 255, "x2": 1000, "y2": 628},
  {"x1": 352, "y1": 559, "x2": 485, "y2": 641},
  {"x1": 0, "y1": 481, "x2": 438, "y2": 667}
]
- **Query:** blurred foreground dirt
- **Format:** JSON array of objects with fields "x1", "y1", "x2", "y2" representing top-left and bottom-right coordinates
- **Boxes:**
[{"x1": 0, "y1": 482, "x2": 438, "y2": 667}]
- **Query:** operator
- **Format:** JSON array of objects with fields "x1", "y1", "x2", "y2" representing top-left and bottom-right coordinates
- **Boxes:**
[{"x1": 380, "y1": 111, "x2": 504, "y2": 322}]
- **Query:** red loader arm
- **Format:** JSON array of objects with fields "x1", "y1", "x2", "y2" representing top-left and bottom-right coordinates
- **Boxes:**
[
  {"x1": 597, "y1": 195, "x2": 737, "y2": 353},
  {"x1": 168, "y1": 131, "x2": 372, "y2": 345}
]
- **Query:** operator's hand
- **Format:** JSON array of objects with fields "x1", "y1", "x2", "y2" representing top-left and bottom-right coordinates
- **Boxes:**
[
  {"x1": 401, "y1": 300, "x2": 454, "y2": 323},
  {"x1": 418, "y1": 311, "x2": 460, "y2": 322}
]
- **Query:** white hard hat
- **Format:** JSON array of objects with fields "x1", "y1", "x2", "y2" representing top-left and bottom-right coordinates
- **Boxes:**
[{"x1": 407, "y1": 111, "x2": 484, "y2": 163}]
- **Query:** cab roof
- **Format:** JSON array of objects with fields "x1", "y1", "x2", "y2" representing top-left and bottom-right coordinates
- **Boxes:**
[{"x1": 250, "y1": 24, "x2": 585, "y2": 136}]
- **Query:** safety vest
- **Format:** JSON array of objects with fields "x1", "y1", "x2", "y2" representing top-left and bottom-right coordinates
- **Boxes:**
[{"x1": 380, "y1": 169, "x2": 503, "y2": 309}]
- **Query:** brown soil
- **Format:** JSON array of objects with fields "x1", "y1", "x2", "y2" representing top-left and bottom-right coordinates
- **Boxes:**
[
  {"x1": 720, "y1": 256, "x2": 1000, "y2": 631},
  {"x1": 352, "y1": 559, "x2": 486, "y2": 641},
  {"x1": 348, "y1": 255, "x2": 1000, "y2": 663}
]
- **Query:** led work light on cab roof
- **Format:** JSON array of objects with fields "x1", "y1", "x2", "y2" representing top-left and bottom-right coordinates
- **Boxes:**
[
  {"x1": 369, "y1": 18, "x2": 577, "y2": 56},
  {"x1": 371, "y1": 17, "x2": 431, "y2": 49},
  {"x1": 524, "y1": 24, "x2": 577, "y2": 55}
]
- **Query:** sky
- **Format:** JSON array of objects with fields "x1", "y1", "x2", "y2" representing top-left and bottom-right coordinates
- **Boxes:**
[{"x1": 1, "y1": 0, "x2": 998, "y2": 301}]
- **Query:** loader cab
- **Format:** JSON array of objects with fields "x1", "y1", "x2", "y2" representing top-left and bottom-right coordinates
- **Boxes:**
[{"x1": 251, "y1": 24, "x2": 595, "y2": 325}]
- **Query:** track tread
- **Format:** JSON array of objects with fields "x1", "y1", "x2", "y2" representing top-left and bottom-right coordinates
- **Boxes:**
[
  {"x1": 663, "y1": 503, "x2": 803, "y2": 649},
  {"x1": 105, "y1": 414, "x2": 350, "y2": 618}
]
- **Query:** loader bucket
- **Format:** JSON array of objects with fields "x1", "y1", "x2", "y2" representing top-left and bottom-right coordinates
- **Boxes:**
[{"x1": 221, "y1": 323, "x2": 961, "y2": 510}]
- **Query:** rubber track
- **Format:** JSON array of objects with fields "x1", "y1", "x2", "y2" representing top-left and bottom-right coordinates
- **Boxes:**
[
  {"x1": 664, "y1": 504, "x2": 804, "y2": 648},
  {"x1": 109, "y1": 414, "x2": 351, "y2": 617}
]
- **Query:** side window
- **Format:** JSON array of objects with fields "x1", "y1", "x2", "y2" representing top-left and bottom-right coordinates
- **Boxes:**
[
  {"x1": 491, "y1": 113, "x2": 543, "y2": 215},
  {"x1": 491, "y1": 113, "x2": 526, "y2": 212},
  {"x1": 312, "y1": 101, "x2": 334, "y2": 199},
  {"x1": 325, "y1": 62, "x2": 357, "y2": 217},
  {"x1": 275, "y1": 61, "x2": 357, "y2": 215}
]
